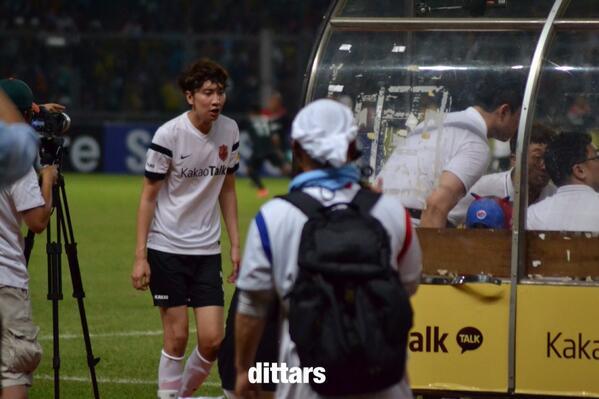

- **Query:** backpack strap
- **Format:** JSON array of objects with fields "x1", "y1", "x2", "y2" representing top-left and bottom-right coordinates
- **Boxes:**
[
  {"x1": 351, "y1": 189, "x2": 382, "y2": 216},
  {"x1": 277, "y1": 191, "x2": 324, "y2": 219}
]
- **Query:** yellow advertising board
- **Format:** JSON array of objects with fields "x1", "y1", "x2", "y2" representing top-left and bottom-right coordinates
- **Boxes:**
[
  {"x1": 409, "y1": 284, "x2": 510, "y2": 392},
  {"x1": 516, "y1": 285, "x2": 599, "y2": 397}
]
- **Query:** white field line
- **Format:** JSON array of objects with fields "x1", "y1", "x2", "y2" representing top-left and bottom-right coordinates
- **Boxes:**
[
  {"x1": 37, "y1": 373, "x2": 220, "y2": 387},
  {"x1": 38, "y1": 328, "x2": 197, "y2": 341}
]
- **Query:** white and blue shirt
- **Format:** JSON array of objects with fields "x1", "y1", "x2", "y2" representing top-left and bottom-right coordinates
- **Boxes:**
[{"x1": 237, "y1": 183, "x2": 422, "y2": 399}]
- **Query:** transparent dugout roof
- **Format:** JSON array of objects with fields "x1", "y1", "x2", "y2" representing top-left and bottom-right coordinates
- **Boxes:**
[{"x1": 310, "y1": 30, "x2": 538, "y2": 176}]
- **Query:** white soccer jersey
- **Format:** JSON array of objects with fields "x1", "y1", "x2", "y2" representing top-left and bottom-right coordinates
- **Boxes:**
[
  {"x1": 527, "y1": 185, "x2": 599, "y2": 231},
  {"x1": 237, "y1": 183, "x2": 422, "y2": 399},
  {"x1": 378, "y1": 107, "x2": 490, "y2": 212},
  {"x1": 144, "y1": 112, "x2": 240, "y2": 255},
  {"x1": 449, "y1": 169, "x2": 556, "y2": 226},
  {"x1": 0, "y1": 168, "x2": 45, "y2": 289}
]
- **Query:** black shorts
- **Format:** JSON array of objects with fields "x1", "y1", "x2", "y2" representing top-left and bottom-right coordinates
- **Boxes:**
[
  {"x1": 218, "y1": 289, "x2": 279, "y2": 392},
  {"x1": 148, "y1": 249, "x2": 224, "y2": 308}
]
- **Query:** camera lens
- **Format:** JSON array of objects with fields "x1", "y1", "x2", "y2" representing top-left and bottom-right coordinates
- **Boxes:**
[{"x1": 56, "y1": 112, "x2": 71, "y2": 134}]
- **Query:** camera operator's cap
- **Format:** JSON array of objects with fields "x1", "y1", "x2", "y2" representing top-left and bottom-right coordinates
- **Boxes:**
[
  {"x1": 0, "y1": 78, "x2": 38, "y2": 112},
  {"x1": 291, "y1": 98, "x2": 358, "y2": 168},
  {"x1": 466, "y1": 195, "x2": 507, "y2": 229}
]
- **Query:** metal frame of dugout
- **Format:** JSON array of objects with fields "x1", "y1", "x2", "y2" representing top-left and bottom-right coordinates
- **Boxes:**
[{"x1": 302, "y1": 0, "x2": 599, "y2": 397}]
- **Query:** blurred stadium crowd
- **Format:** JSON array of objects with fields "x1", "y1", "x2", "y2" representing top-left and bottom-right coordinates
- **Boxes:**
[{"x1": 0, "y1": 0, "x2": 329, "y2": 121}]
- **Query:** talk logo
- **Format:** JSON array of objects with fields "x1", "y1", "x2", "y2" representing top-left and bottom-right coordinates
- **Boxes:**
[
  {"x1": 409, "y1": 326, "x2": 484, "y2": 354},
  {"x1": 456, "y1": 326, "x2": 484, "y2": 354}
]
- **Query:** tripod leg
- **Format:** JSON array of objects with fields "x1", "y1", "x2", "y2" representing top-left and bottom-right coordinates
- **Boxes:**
[
  {"x1": 57, "y1": 177, "x2": 101, "y2": 399},
  {"x1": 46, "y1": 202, "x2": 64, "y2": 399}
]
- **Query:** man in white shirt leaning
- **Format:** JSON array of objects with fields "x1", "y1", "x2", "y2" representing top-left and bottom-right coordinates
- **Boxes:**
[{"x1": 378, "y1": 73, "x2": 525, "y2": 228}]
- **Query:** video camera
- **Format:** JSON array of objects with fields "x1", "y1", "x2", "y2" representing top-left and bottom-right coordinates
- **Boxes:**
[
  {"x1": 32, "y1": 107, "x2": 71, "y2": 136},
  {"x1": 31, "y1": 107, "x2": 71, "y2": 166}
]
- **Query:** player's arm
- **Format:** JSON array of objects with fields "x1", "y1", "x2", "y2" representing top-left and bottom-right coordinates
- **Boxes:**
[
  {"x1": 21, "y1": 166, "x2": 58, "y2": 233},
  {"x1": 131, "y1": 177, "x2": 163, "y2": 290},
  {"x1": 219, "y1": 173, "x2": 241, "y2": 282},
  {"x1": 234, "y1": 289, "x2": 274, "y2": 397},
  {"x1": 420, "y1": 171, "x2": 466, "y2": 228}
]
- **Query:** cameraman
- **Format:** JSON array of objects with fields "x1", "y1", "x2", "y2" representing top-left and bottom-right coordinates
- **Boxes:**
[{"x1": 0, "y1": 78, "x2": 59, "y2": 399}]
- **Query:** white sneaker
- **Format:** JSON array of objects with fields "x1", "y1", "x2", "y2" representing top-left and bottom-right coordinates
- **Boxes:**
[{"x1": 157, "y1": 390, "x2": 178, "y2": 399}]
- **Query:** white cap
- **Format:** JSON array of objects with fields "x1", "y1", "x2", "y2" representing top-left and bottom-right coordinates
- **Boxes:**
[{"x1": 291, "y1": 98, "x2": 357, "y2": 168}]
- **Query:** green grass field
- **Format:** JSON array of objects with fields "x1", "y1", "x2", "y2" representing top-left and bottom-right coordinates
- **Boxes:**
[{"x1": 26, "y1": 174, "x2": 290, "y2": 398}]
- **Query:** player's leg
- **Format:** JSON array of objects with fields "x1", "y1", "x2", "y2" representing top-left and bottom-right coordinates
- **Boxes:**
[
  {"x1": 248, "y1": 154, "x2": 267, "y2": 195},
  {"x1": 178, "y1": 254, "x2": 225, "y2": 396},
  {"x1": 158, "y1": 306, "x2": 188, "y2": 395},
  {"x1": 148, "y1": 249, "x2": 190, "y2": 398},
  {"x1": 218, "y1": 289, "x2": 239, "y2": 398},
  {"x1": 178, "y1": 306, "x2": 224, "y2": 396},
  {"x1": 219, "y1": 289, "x2": 279, "y2": 399}
]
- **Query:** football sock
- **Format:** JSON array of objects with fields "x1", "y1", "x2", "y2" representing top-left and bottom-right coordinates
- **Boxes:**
[
  {"x1": 178, "y1": 346, "x2": 213, "y2": 396},
  {"x1": 158, "y1": 349, "x2": 184, "y2": 391}
]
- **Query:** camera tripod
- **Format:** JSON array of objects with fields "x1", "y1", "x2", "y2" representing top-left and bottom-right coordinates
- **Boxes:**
[{"x1": 24, "y1": 172, "x2": 100, "y2": 399}]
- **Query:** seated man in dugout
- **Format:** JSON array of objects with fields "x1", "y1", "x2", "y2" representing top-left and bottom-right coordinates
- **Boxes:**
[
  {"x1": 449, "y1": 122, "x2": 556, "y2": 226},
  {"x1": 527, "y1": 131, "x2": 599, "y2": 231}
]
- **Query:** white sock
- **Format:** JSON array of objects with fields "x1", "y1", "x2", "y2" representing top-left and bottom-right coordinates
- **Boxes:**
[
  {"x1": 157, "y1": 390, "x2": 178, "y2": 399},
  {"x1": 158, "y1": 349, "x2": 184, "y2": 391},
  {"x1": 178, "y1": 346, "x2": 213, "y2": 397}
]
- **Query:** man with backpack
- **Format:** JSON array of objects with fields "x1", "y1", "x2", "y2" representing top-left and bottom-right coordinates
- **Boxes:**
[{"x1": 234, "y1": 99, "x2": 422, "y2": 399}]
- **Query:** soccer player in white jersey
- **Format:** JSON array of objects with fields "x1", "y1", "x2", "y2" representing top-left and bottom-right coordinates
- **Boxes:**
[
  {"x1": 234, "y1": 99, "x2": 422, "y2": 399},
  {"x1": 527, "y1": 132, "x2": 599, "y2": 231},
  {"x1": 377, "y1": 74, "x2": 524, "y2": 228},
  {"x1": 449, "y1": 123, "x2": 556, "y2": 226},
  {"x1": 131, "y1": 59, "x2": 241, "y2": 399}
]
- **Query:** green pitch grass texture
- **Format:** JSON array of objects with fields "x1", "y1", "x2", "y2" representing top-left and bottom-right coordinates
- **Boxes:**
[{"x1": 26, "y1": 174, "x2": 289, "y2": 398}]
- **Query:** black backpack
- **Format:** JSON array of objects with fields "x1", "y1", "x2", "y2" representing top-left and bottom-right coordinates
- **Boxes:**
[{"x1": 279, "y1": 189, "x2": 413, "y2": 396}]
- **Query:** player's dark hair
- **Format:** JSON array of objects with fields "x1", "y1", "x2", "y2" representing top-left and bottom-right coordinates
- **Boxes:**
[
  {"x1": 178, "y1": 58, "x2": 229, "y2": 93},
  {"x1": 509, "y1": 122, "x2": 556, "y2": 154},
  {"x1": 473, "y1": 73, "x2": 525, "y2": 113},
  {"x1": 544, "y1": 132, "x2": 592, "y2": 186}
]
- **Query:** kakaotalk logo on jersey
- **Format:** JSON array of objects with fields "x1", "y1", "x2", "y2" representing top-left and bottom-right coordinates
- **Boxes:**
[
  {"x1": 248, "y1": 362, "x2": 326, "y2": 385},
  {"x1": 179, "y1": 165, "x2": 227, "y2": 178},
  {"x1": 408, "y1": 326, "x2": 484, "y2": 354}
]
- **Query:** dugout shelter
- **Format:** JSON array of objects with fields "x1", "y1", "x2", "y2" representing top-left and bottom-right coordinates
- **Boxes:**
[{"x1": 303, "y1": 0, "x2": 599, "y2": 397}]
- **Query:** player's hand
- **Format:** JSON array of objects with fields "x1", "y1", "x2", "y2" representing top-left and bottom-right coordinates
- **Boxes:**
[
  {"x1": 41, "y1": 103, "x2": 66, "y2": 113},
  {"x1": 235, "y1": 370, "x2": 260, "y2": 399},
  {"x1": 131, "y1": 257, "x2": 151, "y2": 290},
  {"x1": 227, "y1": 246, "x2": 241, "y2": 283},
  {"x1": 40, "y1": 165, "x2": 59, "y2": 186}
]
